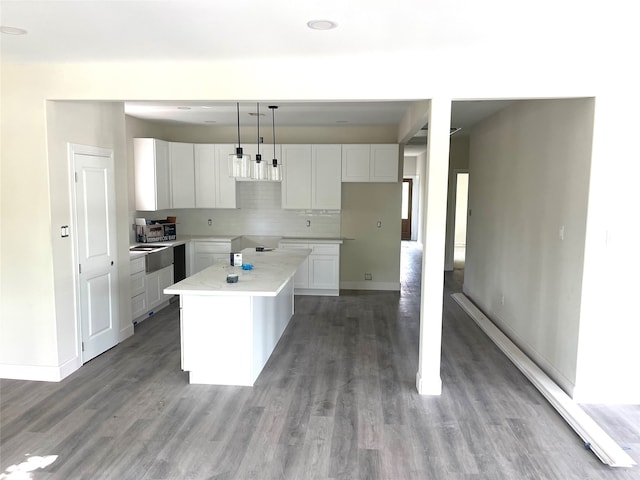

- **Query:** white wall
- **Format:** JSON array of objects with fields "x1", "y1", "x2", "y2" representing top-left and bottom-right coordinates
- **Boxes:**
[
  {"x1": 444, "y1": 136, "x2": 470, "y2": 269},
  {"x1": 573, "y1": 94, "x2": 640, "y2": 403},
  {"x1": 403, "y1": 157, "x2": 420, "y2": 241},
  {"x1": 0, "y1": 100, "x2": 130, "y2": 380},
  {"x1": 340, "y1": 183, "x2": 402, "y2": 290},
  {"x1": 0, "y1": 57, "x2": 632, "y2": 391},
  {"x1": 454, "y1": 173, "x2": 469, "y2": 246},
  {"x1": 415, "y1": 151, "x2": 428, "y2": 246},
  {"x1": 464, "y1": 99, "x2": 594, "y2": 395}
]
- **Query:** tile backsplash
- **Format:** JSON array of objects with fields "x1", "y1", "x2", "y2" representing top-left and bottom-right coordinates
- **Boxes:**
[{"x1": 135, "y1": 181, "x2": 341, "y2": 239}]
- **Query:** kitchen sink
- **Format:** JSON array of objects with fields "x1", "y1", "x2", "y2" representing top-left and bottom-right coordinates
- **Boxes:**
[{"x1": 130, "y1": 245, "x2": 169, "y2": 252}]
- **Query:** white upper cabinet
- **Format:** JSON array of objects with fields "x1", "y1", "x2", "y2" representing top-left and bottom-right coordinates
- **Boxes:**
[
  {"x1": 281, "y1": 144, "x2": 312, "y2": 209},
  {"x1": 214, "y1": 144, "x2": 237, "y2": 209},
  {"x1": 312, "y1": 144, "x2": 342, "y2": 210},
  {"x1": 341, "y1": 144, "x2": 370, "y2": 182},
  {"x1": 194, "y1": 144, "x2": 216, "y2": 208},
  {"x1": 370, "y1": 144, "x2": 400, "y2": 182},
  {"x1": 342, "y1": 144, "x2": 399, "y2": 182},
  {"x1": 134, "y1": 138, "x2": 170, "y2": 211},
  {"x1": 282, "y1": 144, "x2": 341, "y2": 210},
  {"x1": 169, "y1": 142, "x2": 195, "y2": 208}
]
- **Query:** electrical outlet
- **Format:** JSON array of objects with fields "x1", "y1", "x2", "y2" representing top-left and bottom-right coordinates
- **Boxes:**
[
  {"x1": 376, "y1": 221, "x2": 382, "y2": 228},
  {"x1": 306, "y1": 220, "x2": 311, "y2": 227},
  {"x1": 365, "y1": 273, "x2": 372, "y2": 280},
  {"x1": 208, "y1": 219, "x2": 212, "y2": 226}
]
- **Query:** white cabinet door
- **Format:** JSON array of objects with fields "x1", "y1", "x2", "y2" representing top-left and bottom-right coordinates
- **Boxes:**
[
  {"x1": 159, "y1": 265, "x2": 174, "y2": 301},
  {"x1": 370, "y1": 144, "x2": 399, "y2": 182},
  {"x1": 192, "y1": 241, "x2": 232, "y2": 274},
  {"x1": 131, "y1": 292, "x2": 147, "y2": 319},
  {"x1": 131, "y1": 270, "x2": 145, "y2": 297},
  {"x1": 341, "y1": 144, "x2": 370, "y2": 182},
  {"x1": 278, "y1": 242, "x2": 310, "y2": 288},
  {"x1": 145, "y1": 269, "x2": 162, "y2": 309},
  {"x1": 169, "y1": 142, "x2": 195, "y2": 208},
  {"x1": 312, "y1": 144, "x2": 342, "y2": 209},
  {"x1": 146, "y1": 265, "x2": 174, "y2": 310},
  {"x1": 281, "y1": 144, "x2": 312, "y2": 209},
  {"x1": 193, "y1": 253, "x2": 214, "y2": 274},
  {"x1": 134, "y1": 138, "x2": 170, "y2": 211},
  {"x1": 194, "y1": 144, "x2": 216, "y2": 208},
  {"x1": 214, "y1": 144, "x2": 237, "y2": 208},
  {"x1": 309, "y1": 254, "x2": 339, "y2": 290}
]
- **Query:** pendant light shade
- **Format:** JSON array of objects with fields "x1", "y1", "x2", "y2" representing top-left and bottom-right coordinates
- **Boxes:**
[
  {"x1": 228, "y1": 102, "x2": 250, "y2": 178},
  {"x1": 268, "y1": 105, "x2": 281, "y2": 181},
  {"x1": 251, "y1": 103, "x2": 268, "y2": 180}
]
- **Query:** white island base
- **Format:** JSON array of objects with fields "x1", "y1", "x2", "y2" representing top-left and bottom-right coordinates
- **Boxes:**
[
  {"x1": 180, "y1": 277, "x2": 293, "y2": 385},
  {"x1": 166, "y1": 248, "x2": 308, "y2": 386}
]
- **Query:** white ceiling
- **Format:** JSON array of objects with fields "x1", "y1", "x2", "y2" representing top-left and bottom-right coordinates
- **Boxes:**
[
  {"x1": 1, "y1": 0, "x2": 591, "y2": 151},
  {"x1": 123, "y1": 100, "x2": 512, "y2": 129},
  {"x1": 121, "y1": 100, "x2": 513, "y2": 156},
  {"x1": 1, "y1": 1, "x2": 605, "y2": 63}
]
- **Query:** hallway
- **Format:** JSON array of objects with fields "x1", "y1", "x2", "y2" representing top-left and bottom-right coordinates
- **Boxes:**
[{"x1": 1, "y1": 243, "x2": 637, "y2": 479}]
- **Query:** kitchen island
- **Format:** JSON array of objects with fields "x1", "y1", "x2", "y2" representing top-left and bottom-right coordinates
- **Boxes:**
[{"x1": 164, "y1": 247, "x2": 310, "y2": 386}]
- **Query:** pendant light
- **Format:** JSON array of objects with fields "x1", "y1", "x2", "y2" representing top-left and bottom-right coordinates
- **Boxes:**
[
  {"x1": 228, "y1": 102, "x2": 250, "y2": 178},
  {"x1": 251, "y1": 103, "x2": 268, "y2": 180},
  {"x1": 268, "y1": 105, "x2": 281, "y2": 181}
]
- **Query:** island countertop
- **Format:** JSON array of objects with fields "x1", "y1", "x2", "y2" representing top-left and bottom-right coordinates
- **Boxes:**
[{"x1": 164, "y1": 247, "x2": 310, "y2": 297}]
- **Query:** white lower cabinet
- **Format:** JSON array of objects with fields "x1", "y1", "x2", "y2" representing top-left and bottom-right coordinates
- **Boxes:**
[
  {"x1": 146, "y1": 265, "x2": 174, "y2": 312},
  {"x1": 130, "y1": 255, "x2": 174, "y2": 324},
  {"x1": 309, "y1": 247, "x2": 339, "y2": 290},
  {"x1": 191, "y1": 239, "x2": 240, "y2": 274},
  {"x1": 279, "y1": 243, "x2": 310, "y2": 288},
  {"x1": 278, "y1": 241, "x2": 340, "y2": 296},
  {"x1": 130, "y1": 256, "x2": 147, "y2": 320}
]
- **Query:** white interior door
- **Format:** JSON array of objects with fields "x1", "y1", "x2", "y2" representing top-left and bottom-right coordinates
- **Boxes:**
[{"x1": 71, "y1": 144, "x2": 119, "y2": 363}]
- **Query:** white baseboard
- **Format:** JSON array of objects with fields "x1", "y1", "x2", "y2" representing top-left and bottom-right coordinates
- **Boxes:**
[
  {"x1": 340, "y1": 281, "x2": 400, "y2": 291},
  {"x1": 0, "y1": 356, "x2": 80, "y2": 382},
  {"x1": 466, "y1": 296, "x2": 576, "y2": 397},
  {"x1": 58, "y1": 356, "x2": 82, "y2": 380},
  {"x1": 452, "y1": 293, "x2": 636, "y2": 468},
  {"x1": 119, "y1": 323, "x2": 134, "y2": 341},
  {"x1": 295, "y1": 288, "x2": 339, "y2": 296}
]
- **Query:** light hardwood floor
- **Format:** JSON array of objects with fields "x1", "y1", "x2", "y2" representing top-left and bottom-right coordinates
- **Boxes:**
[{"x1": 1, "y1": 242, "x2": 638, "y2": 479}]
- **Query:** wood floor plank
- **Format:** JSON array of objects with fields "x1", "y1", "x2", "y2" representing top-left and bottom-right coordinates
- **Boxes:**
[{"x1": 2, "y1": 242, "x2": 639, "y2": 479}]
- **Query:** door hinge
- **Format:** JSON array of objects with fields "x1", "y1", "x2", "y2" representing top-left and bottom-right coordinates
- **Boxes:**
[
  {"x1": 81, "y1": 341, "x2": 85, "y2": 352},
  {"x1": 75, "y1": 172, "x2": 78, "y2": 183},
  {"x1": 79, "y1": 264, "x2": 82, "y2": 274}
]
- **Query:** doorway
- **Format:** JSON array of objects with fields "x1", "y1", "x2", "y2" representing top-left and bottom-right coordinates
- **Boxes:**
[
  {"x1": 70, "y1": 144, "x2": 120, "y2": 363},
  {"x1": 453, "y1": 172, "x2": 469, "y2": 269},
  {"x1": 401, "y1": 178, "x2": 413, "y2": 240}
]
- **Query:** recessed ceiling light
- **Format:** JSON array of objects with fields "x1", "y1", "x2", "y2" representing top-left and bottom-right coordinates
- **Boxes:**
[
  {"x1": 248, "y1": 112, "x2": 266, "y2": 117},
  {"x1": 0, "y1": 26, "x2": 28, "y2": 35},
  {"x1": 336, "y1": 120, "x2": 349, "y2": 124},
  {"x1": 307, "y1": 20, "x2": 338, "y2": 31},
  {"x1": 177, "y1": 106, "x2": 191, "y2": 110},
  {"x1": 205, "y1": 120, "x2": 217, "y2": 124}
]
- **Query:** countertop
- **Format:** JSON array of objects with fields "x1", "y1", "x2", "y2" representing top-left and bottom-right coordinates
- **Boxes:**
[
  {"x1": 164, "y1": 247, "x2": 310, "y2": 297},
  {"x1": 279, "y1": 237, "x2": 344, "y2": 244},
  {"x1": 129, "y1": 238, "x2": 189, "y2": 260}
]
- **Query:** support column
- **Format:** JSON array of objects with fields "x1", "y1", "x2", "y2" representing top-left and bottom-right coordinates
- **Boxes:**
[{"x1": 416, "y1": 98, "x2": 451, "y2": 395}]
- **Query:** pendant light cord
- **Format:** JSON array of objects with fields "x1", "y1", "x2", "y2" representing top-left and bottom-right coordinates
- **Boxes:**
[
  {"x1": 271, "y1": 106, "x2": 277, "y2": 162},
  {"x1": 236, "y1": 102, "x2": 241, "y2": 150},
  {"x1": 256, "y1": 103, "x2": 260, "y2": 159}
]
